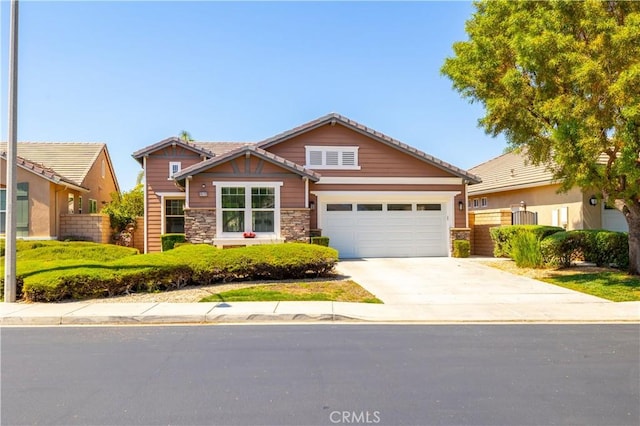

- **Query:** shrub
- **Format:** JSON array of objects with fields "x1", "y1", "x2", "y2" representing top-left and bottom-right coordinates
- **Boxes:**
[
  {"x1": 595, "y1": 231, "x2": 629, "y2": 269},
  {"x1": 511, "y1": 232, "x2": 544, "y2": 268},
  {"x1": 540, "y1": 232, "x2": 583, "y2": 267},
  {"x1": 452, "y1": 240, "x2": 470, "y2": 258},
  {"x1": 15, "y1": 242, "x2": 339, "y2": 302},
  {"x1": 310, "y1": 236, "x2": 330, "y2": 247},
  {"x1": 161, "y1": 234, "x2": 186, "y2": 251},
  {"x1": 490, "y1": 225, "x2": 564, "y2": 258}
]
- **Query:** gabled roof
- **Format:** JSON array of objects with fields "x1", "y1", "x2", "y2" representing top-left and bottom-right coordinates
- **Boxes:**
[
  {"x1": 132, "y1": 137, "x2": 217, "y2": 164},
  {"x1": 256, "y1": 112, "x2": 481, "y2": 184},
  {"x1": 0, "y1": 152, "x2": 89, "y2": 192},
  {"x1": 468, "y1": 151, "x2": 556, "y2": 195},
  {"x1": 174, "y1": 144, "x2": 321, "y2": 182},
  {"x1": 0, "y1": 142, "x2": 117, "y2": 191},
  {"x1": 193, "y1": 142, "x2": 254, "y2": 156}
]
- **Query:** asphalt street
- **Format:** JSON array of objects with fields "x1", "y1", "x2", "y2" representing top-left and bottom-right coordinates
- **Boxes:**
[{"x1": 1, "y1": 324, "x2": 638, "y2": 426}]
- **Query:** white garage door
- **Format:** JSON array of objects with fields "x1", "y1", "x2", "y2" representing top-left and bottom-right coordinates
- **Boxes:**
[
  {"x1": 602, "y1": 205, "x2": 629, "y2": 232},
  {"x1": 321, "y1": 202, "x2": 448, "y2": 258}
]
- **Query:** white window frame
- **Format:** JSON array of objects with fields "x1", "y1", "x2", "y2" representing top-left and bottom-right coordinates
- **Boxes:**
[
  {"x1": 214, "y1": 181, "x2": 282, "y2": 238},
  {"x1": 481, "y1": 197, "x2": 488, "y2": 208},
  {"x1": 68, "y1": 193, "x2": 75, "y2": 214},
  {"x1": 304, "y1": 146, "x2": 360, "y2": 170},
  {"x1": 472, "y1": 198, "x2": 479, "y2": 208},
  {"x1": 168, "y1": 161, "x2": 182, "y2": 179}
]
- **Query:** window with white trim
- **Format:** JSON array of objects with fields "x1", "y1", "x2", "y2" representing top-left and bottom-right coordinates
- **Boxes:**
[
  {"x1": 219, "y1": 184, "x2": 279, "y2": 234},
  {"x1": 305, "y1": 146, "x2": 360, "y2": 169},
  {"x1": 472, "y1": 198, "x2": 479, "y2": 208},
  {"x1": 169, "y1": 161, "x2": 181, "y2": 179},
  {"x1": 165, "y1": 199, "x2": 185, "y2": 233},
  {"x1": 481, "y1": 197, "x2": 488, "y2": 207},
  {"x1": 89, "y1": 199, "x2": 98, "y2": 214}
]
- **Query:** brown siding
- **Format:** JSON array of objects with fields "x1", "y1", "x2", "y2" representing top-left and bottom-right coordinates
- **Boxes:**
[
  {"x1": 266, "y1": 124, "x2": 456, "y2": 178},
  {"x1": 144, "y1": 147, "x2": 200, "y2": 252}
]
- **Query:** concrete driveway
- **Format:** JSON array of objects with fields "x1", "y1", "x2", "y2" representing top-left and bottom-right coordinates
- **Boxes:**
[{"x1": 336, "y1": 257, "x2": 609, "y2": 305}]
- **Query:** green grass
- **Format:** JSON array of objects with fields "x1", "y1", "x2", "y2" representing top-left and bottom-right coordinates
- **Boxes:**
[
  {"x1": 1, "y1": 240, "x2": 339, "y2": 302},
  {"x1": 540, "y1": 272, "x2": 640, "y2": 302},
  {"x1": 200, "y1": 280, "x2": 382, "y2": 303}
]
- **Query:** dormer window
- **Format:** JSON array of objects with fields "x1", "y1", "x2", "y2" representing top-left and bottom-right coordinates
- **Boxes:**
[
  {"x1": 305, "y1": 146, "x2": 360, "y2": 170},
  {"x1": 169, "y1": 161, "x2": 181, "y2": 179}
]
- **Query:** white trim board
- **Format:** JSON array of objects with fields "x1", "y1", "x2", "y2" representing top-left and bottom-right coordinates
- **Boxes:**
[{"x1": 315, "y1": 177, "x2": 463, "y2": 185}]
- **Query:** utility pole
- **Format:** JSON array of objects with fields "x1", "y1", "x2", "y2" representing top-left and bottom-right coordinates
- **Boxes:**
[{"x1": 4, "y1": 0, "x2": 19, "y2": 303}]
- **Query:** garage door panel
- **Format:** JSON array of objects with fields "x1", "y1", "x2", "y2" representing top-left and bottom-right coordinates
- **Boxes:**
[{"x1": 321, "y1": 201, "x2": 448, "y2": 258}]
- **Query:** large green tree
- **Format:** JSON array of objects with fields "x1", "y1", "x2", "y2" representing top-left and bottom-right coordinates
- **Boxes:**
[{"x1": 442, "y1": 0, "x2": 640, "y2": 274}]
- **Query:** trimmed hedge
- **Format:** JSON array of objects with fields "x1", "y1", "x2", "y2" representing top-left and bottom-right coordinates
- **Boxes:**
[
  {"x1": 14, "y1": 243, "x2": 339, "y2": 302},
  {"x1": 540, "y1": 230, "x2": 628, "y2": 269},
  {"x1": 310, "y1": 236, "x2": 330, "y2": 247},
  {"x1": 490, "y1": 225, "x2": 564, "y2": 258},
  {"x1": 452, "y1": 240, "x2": 470, "y2": 258},
  {"x1": 511, "y1": 232, "x2": 543, "y2": 268},
  {"x1": 161, "y1": 234, "x2": 186, "y2": 251}
]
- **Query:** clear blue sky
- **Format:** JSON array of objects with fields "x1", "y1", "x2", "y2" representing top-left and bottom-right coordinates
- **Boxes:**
[{"x1": 1, "y1": 1, "x2": 507, "y2": 191}]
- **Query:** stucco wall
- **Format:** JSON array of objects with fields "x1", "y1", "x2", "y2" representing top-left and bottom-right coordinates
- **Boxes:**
[{"x1": 469, "y1": 184, "x2": 586, "y2": 230}]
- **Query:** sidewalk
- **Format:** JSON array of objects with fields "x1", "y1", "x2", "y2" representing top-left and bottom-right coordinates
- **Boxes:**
[{"x1": 1, "y1": 299, "x2": 639, "y2": 325}]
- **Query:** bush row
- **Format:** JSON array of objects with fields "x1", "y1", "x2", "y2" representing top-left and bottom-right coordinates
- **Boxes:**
[
  {"x1": 17, "y1": 243, "x2": 339, "y2": 302},
  {"x1": 540, "y1": 230, "x2": 629, "y2": 268},
  {"x1": 490, "y1": 225, "x2": 629, "y2": 269}
]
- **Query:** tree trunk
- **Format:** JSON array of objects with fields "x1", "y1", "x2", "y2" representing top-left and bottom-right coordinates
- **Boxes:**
[{"x1": 626, "y1": 203, "x2": 640, "y2": 275}]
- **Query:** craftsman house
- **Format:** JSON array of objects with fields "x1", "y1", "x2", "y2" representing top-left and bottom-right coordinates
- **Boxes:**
[{"x1": 133, "y1": 113, "x2": 481, "y2": 257}]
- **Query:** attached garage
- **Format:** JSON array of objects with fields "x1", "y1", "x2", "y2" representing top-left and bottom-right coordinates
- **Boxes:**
[{"x1": 316, "y1": 192, "x2": 458, "y2": 258}]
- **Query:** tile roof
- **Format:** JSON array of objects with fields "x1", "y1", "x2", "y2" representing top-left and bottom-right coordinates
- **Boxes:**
[
  {"x1": 132, "y1": 137, "x2": 218, "y2": 163},
  {"x1": 0, "y1": 142, "x2": 107, "y2": 187},
  {"x1": 192, "y1": 142, "x2": 254, "y2": 156},
  {"x1": 256, "y1": 112, "x2": 482, "y2": 184},
  {"x1": 0, "y1": 152, "x2": 89, "y2": 192},
  {"x1": 468, "y1": 151, "x2": 556, "y2": 195},
  {"x1": 174, "y1": 145, "x2": 321, "y2": 182}
]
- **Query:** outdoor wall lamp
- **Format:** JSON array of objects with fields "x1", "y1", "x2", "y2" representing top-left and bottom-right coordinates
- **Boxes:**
[
  {"x1": 309, "y1": 200, "x2": 316, "y2": 210},
  {"x1": 458, "y1": 201, "x2": 464, "y2": 211},
  {"x1": 199, "y1": 183, "x2": 208, "y2": 197},
  {"x1": 520, "y1": 200, "x2": 527, "y2": 211},
  {"x1": 589, "y1": 195, "x2": 598, "y2": 206}
]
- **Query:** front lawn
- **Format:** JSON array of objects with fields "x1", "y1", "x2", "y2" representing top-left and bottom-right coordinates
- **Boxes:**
[
  {"x1": 540, "y1": 272, "x2": 640, "y2": 302},
  {"x1": 486, "y1": 261, "x2": 640, "y2": 302},
  {"x1": 200, "y1": 280, "x2": 382, "y2": 303}
]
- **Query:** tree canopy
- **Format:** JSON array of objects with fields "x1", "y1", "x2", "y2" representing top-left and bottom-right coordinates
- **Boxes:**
[{"x1": 442, "y1": 0, "x2": 640, "y2": 274}]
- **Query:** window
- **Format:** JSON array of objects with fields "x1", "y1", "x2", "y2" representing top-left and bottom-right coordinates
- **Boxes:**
[
  {"x1": 169, "y1": 161, "x2": 181, "y2": 179},
  {"x1": 387, "y1": 204, "x2": 412, "y2": 211},
  {"x1": 305, "y1": 146, "x2": 360, "y2": 169},
  {"x1": 78, "y1": 196, "x2": 83, "y2": 214},
  {"x1": 472, "y1": 199, "x2": 479, "y2": 208},
  {"x1": 357, "y1": 204, "x2": 383, "y2": 211},
  {"x1": 89, "y1": 199, "x2": 98, "y2": 214},
  {"x1": 417, "y1": 203, "x2": 442, "y2": 211},
  {"x1": 165, "y1": 199, "x2": 185, "y2": 233},
  {"x1": 481, "y1": 197, "x2": 488, "y2": 207},
  {"x1": 1, "y1": 184, "x2": 29, "y2": 236},
  {"x1": 326, "y1": 204, "x2": 353, "y2": 211},
  {"x1": 220, "y1": 185, "x2": 278, "y2": 234},
  {"x1": 68, "y1": 194, "x2": 75, "y2": 214}
]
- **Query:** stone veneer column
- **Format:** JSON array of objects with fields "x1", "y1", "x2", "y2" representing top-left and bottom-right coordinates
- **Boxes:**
[
  {"x1": 449, "y1": 227, "x2": 471, "y2": 254},
  {"x1": 184, "y1": 208, "x2": 216, "y2": 244},
  {"x1": 280, "y1": 209, "x2": 311, "y2": 242}
]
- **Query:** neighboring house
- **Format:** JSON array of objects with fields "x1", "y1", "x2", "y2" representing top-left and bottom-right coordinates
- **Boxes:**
[
  {"x1": 0, "y1": 142, "x2": 120, "y2": 239},
  {"x1": 467, "y1": 151, "x2": 629, "y2": 255},
  {"x1": 133, "y1": 113, "x2": 481, "y2": 257}
]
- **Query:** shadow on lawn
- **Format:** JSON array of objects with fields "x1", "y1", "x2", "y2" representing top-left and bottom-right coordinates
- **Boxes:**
[{"x1": 547, "y1": 271, "x2": 640, "y2": 288}]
